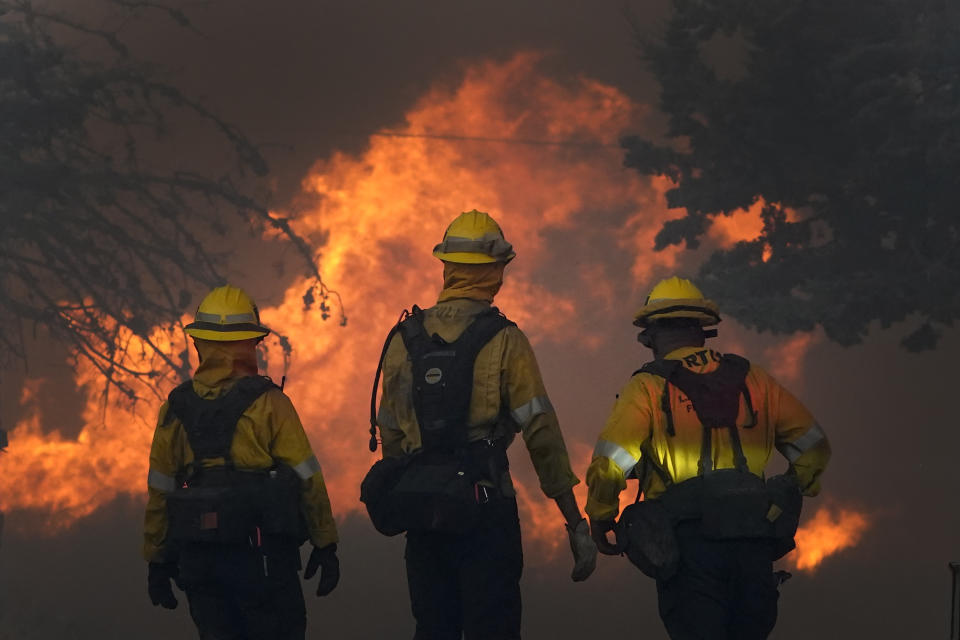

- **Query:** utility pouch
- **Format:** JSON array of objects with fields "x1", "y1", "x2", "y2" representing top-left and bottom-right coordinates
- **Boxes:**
[
  {"x1": 166, "y1": 482, "x2": 258, "y2": 544},
  {"x1": 616, "y1": 500, "x2": 679, "y2": 581},
  {"x1": 361, "y1": 453, "x2": 480, "y2": 536},
  {"x1": 700, "y1": 469, "x2": 771, "y2": 539},
  {"x1": 766, "y1": 473, "x2": 802, "y2": 559},
  {"x1": 388, "y1": 456, "x2": 480, "y2": 535},
  {"x1": 360, "y1": 455, "x2": 414, "y2": 537},
  {"x1": 259, "y1": 464, "x2": 308, "y2": 543}
]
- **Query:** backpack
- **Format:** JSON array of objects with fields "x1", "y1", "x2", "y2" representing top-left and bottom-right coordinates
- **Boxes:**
[
  {"x1": 163, "y1": 376, "x2": 305, "y2": 545},
  {"x1": 361, "y1": 306, "x2": 513, "y2": 536}
]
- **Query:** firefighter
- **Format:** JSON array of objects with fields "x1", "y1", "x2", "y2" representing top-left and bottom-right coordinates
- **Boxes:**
[
  {"x1": 368, "y1": 210, "x2": 597, "y2": 640},
  {"x1": 586, "y1": 276, "x2": 831, "y2": 640},
  {"x1": 144, "y1": 285, "x2": 339, "y2": 640}
]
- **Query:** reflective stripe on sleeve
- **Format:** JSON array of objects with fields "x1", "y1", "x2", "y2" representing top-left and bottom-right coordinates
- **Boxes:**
[
  {"x1": 147, "y1": 469, "x2": 177, "y2": 493},
  {"x1": 511, "y1": 395, "x2": 554, "y2": 427},
  {"x1": 293, "y1": 455, "x2": 322, "y2": 480},
  {"x1": 777, "y1": 422, "x2": 827, "y2": 463},
  {"x1": 593, "y1": 439, "x2": 640, "y2": 476}
]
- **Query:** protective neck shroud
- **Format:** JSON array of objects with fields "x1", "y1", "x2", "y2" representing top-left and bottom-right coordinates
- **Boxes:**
[
  {"x1": 166, "y1": 375, "x2": 278, "y2": 464},
  {"x1": 399, "y1": 306, "x2": 514, "y2": 451},
  {"x1": 636, "y1": 354, "x2": 756, "y2": 481}
]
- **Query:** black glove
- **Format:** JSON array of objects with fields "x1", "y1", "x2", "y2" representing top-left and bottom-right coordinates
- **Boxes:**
[
  {"x1": 590, "y1": 519, "x2": 622, "y2": 556},
  {"x1": 147, "y1": 562, "x2": 179, "y2": 610},
  {"x1": 304, "y1": 543, "x2": 340, "y2": 597}
]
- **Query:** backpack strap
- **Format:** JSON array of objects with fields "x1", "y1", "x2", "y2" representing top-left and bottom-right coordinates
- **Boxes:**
[
  {"x1": 633, "y1": 437, "x2": 675, "y2": 498},
  {"x1": 448, "y1": 307, "x2": 515, "y2": 365},
  {"x1": 368, "y1": 306, "x2": 515, "y2": 453},
  {"x1": 397, "y1": 306, "x2": 431, "y2": 364},
  {"x1": 633, "y1": 360, "x2": 682, "y2": 437},
  {"x1": 400, "y1": 306, "x2": 515, "y2": 452},
  {"x1": 167, "y1": 375, "x2": 278, "y2": 465},
  {"x1": 633, "y1": 353, "x2": 755, "y2": 475}
]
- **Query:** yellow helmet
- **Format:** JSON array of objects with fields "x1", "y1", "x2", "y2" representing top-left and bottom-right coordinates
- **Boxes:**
[
  {"x1": 432, "y1": 209, "x2": 516, "y2": 264},
  {"x1": 184, "y1": 285, "x2": 271, "y2": 341},
  {"x1": 633, "y1": 276, "x2": 721, "y2": 328}
]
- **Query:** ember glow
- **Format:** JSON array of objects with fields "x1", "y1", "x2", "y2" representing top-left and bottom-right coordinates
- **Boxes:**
[
  {"x1": 791, "y1": 506, "x2": 870, "y2": 572},
  {"x1": 0, "y1": 52, "x2": 854, "y2": 569}
]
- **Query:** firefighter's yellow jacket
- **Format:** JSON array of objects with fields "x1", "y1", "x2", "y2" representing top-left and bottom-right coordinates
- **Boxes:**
[
  {"x1": 586, "y1": 346, "x2": 830, "y2": 522},
  {"x1": 143, "y1": 340, "x2": 338, "y2": 561},
  {"x1": 377, "y1": 263, "x2": 579, "y2": 499}
]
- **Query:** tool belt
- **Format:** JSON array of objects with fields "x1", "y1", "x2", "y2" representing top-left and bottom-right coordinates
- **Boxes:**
[
  {"x1": 661, "y1": 470, "x2": 773, "y2": 539},
  {"x1": 617, "y1": 471, "x2": 802, "y2": 578},
  {"x1": 361, "y1": 440, "x2": 508, "y2": 536},
  {"x1": 167, "y1": 464, "x2": 307, "y2": 545}
]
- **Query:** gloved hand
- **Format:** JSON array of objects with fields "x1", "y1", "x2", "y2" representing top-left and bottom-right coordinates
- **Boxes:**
[
  {"x1": 566, "y1": 518, "x2": 598, "y2": 582},
  {"x1": 147, "y1": 561, "x2": 180, "y2": 610},
  {"x1": 591, "y1": 519, "x2": 622, "y2": 556},
  {"x1": 304, "y1": 543, "x2": 340, "y2": 597}
]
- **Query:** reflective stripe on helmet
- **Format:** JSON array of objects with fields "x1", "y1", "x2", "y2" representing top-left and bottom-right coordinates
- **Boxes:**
[
  {"x1": 434, "y1": 233, "x2": 515, "y2": 262},
  {"x1": 225, "y1": 313, "x2": 258, "y2": 323},
  {"x1": 593, "y1": 439, "x2": 639, "y2": 476},
  {"x1": 776, "y1": 422, "x2": 827, "y2": 463},
  {"x1": 293, "y1": 455, "x2": 322, "y2": 480},
  {"x1": 511, "y1": 395, "x2": 554, "y2": 427},
  {"x1": 148, "y1": 469, "x2": 177, "y2": 492},
  {"x1": 194, "y1": 311, "x2": 258, "y2": 324}
]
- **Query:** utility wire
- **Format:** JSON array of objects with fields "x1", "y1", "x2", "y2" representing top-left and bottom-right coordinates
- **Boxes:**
[{"x1": 371, "y1": 130, "x2": 622, "y2": 150}]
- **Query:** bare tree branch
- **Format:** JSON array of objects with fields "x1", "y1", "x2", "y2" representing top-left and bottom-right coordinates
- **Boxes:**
[{"x1": 0, "y1": 0, "x2": 344, "y2": 402}]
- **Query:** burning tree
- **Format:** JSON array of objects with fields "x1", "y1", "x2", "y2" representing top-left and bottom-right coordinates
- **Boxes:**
[
  {"x1": 0, "y1": 0, "x2": 336, "y2": 403},
  {"x1": 624, "y1": 0, "x2": 960, "y2": 349}
]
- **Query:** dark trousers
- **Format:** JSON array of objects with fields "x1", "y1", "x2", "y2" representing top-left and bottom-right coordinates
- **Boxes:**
[
  {"x1": 179, "y1": 541, "x2": 306, "y2": 640},
  {"x1": 405, "y1": 497, "x2": 524, "y2": 640},
  {"x1": 656, "y1": 525, "x2": 779, "y2": 640}
]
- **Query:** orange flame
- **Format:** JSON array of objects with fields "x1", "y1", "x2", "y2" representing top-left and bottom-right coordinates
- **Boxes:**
[
  {"x1": 1, "y1": 53, "x2": 837, "y2": 566},
  {"x1": 0, "y1": 323, "x2": 180, "y2": 528},
  {"x1": 790, "y1": 506, "x2": 870, "y2": 572}
]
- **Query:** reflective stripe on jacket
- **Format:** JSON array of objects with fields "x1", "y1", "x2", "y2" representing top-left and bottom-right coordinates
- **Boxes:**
[
  {"x1": 585, "y1": 346, "x2": 830, "y2": 522},
  {"x1": 143, "y1": 378, "x2": 338, "y2": 561},
  {"x1": 377, "y1": 298, "x2": 579, "y2": 499}
]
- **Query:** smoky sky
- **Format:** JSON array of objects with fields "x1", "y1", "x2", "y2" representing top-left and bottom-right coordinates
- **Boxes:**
[
  {"x1": 1, "y1": 1, "x2": 958, "y2": 639},
  {"x1": 113, "y1": 0, "x2": 671, "y2": 205}
]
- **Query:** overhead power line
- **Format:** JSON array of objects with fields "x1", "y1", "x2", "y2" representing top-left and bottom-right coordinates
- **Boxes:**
[{"x1": 371, "y1": 130, "x2": 622, "y2": 150}]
